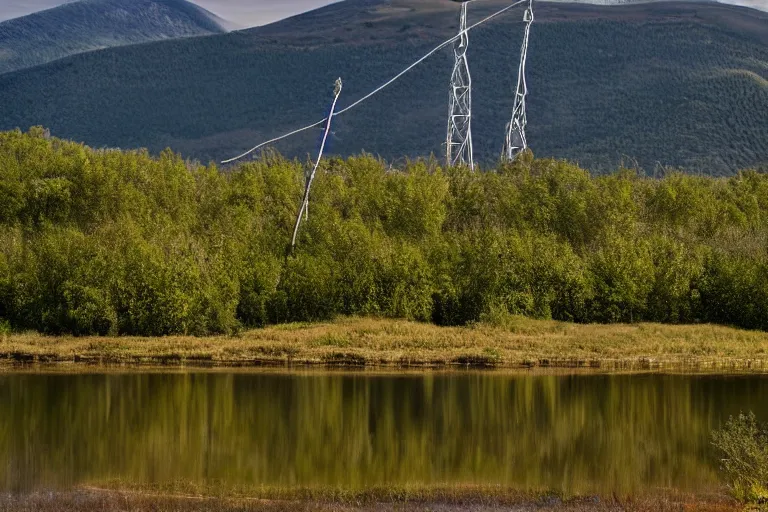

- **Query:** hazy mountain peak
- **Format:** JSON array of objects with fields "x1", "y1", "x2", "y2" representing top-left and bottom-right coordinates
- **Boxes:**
[
  {"x1": 547, "y1": 0, "x2": 767, "y2": 11},
  {"x1": 0, "y1": 0, "x2": 229, "y2": 74}
]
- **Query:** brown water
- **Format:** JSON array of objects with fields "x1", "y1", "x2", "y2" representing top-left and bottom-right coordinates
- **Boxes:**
[{"x1": 1, "y1": 371, "x2": 767, "y2": 494}]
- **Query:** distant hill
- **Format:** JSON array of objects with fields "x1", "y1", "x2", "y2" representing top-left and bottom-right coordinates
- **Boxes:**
[
  {"x1": 553, "y1": 0, "x2": 767, "y2": 7},
  {"x1": 0, "y1": 0, "x2": 766, "y2": 175},
  {"x1": 0, "y1": 0, "x2": 228, "y2": 75},
  {"x1": 550, "y1": 0, "x2": 768, "y2": 9}
]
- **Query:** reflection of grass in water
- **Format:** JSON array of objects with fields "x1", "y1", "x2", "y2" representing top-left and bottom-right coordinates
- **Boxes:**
[
  {"x1": 74, "y1": 482, "x2": 741, "y2": 510},
  {"x1": 2, "y1": 316, "x2": 768, "y2": 370},
  {"x1": 2, "y1": 370, "x2": 764, "y2": 495},
  {"x1": 0, "y1": 487, "x2": 743, "y2": 511},
  {"x1": 89, "y1": 481, "x2": 554, "y2": 502}
]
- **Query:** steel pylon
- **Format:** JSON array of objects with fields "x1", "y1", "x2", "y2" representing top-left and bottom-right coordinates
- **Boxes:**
[
  {"x1": 446, "y1": 1, "x2": 474, "y2": 170},
  {"x1": 502, "y1": 0, "x2": 534, "y2": 162}
]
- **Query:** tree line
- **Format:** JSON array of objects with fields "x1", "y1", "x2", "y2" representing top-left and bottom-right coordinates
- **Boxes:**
[{"x1": 1, "y1": 127, "x2": 767, "y2": 336}]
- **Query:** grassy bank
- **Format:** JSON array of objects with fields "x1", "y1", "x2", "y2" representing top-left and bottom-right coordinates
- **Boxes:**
[{"x1": 2, "y1": 317, "x2": 768, "y2": 371}]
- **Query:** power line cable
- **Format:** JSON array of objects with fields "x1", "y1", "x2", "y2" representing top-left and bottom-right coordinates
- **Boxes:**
[
  {"x1": 222, "y1": 0, "x2": 527, "y2": 164},
  {"x1": 334, "y1": 0, "x2": 525, "y2": 117},
  {"x1": 222, "y1": 120, "x2": 326, "y2": 164}
]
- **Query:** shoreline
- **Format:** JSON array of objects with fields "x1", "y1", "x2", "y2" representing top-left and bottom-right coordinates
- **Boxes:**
[
  {"x1": 0, "y1": 487, "x2": 741, "y2": 512},
  {"x1": 2, "y1": 317, "x2": 768, "y2": 373}
]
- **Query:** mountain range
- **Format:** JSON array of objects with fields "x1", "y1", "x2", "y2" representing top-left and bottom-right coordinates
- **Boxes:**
[
  {"x1": 0, "y1": 0, "x2": 766, "y2": 174},
  {"x1": 549, "y1": 0, "x2": 767, "y2": 7},
  {"x1": 0, "y1": 0, "x2": 228, "y2": 75}
]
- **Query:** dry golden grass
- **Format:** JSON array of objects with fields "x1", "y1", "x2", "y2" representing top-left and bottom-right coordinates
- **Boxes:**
[{"x1": 2, "y1": 316, "x2": 768, "y2": 372}]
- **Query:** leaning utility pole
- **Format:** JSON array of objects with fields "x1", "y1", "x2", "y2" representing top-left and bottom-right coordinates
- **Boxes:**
[
  {"x1": 290, "y1": 78, "x2": 343, "y2": 253},
  {"x1": 502, "y1": 0, "x2": 534, "y2": 162},
  {"x1": 446, "y1": 0, "x2": 474, "y2": 170}
]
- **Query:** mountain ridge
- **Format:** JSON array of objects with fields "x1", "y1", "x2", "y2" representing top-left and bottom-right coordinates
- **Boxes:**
[
  {"x1": 0, "y1": 0, "x2": 228, "y2": 75},
  {"x1": 0, "y1": 0, "x2": 766, "y2": 174}
]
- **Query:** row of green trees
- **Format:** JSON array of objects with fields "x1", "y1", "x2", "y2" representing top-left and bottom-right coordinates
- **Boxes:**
[{"x1": 1, "y1": 127, "x2": 767, "y2": 336}]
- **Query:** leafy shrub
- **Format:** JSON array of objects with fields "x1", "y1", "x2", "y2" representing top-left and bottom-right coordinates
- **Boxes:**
[
  {"x1": 276, "y1": 253, "x2": 340, "y2": 323},
  {"x1": 62, "y1": 282, "x2": 116, "y2": 336},
  {"x1": 237, "y1": 255, "x2": 281, "y2": 328},
  {"x1": 2, "y1": 129, "x2": 768, "y2": 335},
  {"x1": 0, "y1": 319, "x2": 11, "y2": 336},
  {"x1": 699, "y1": 254, "x2": 768, "y2": 331},
  {"x1": 712, "y1": 413, "x2": 768, "y2": 503}
]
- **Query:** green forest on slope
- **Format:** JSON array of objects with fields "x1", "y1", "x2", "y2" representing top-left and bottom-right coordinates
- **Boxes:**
[
  {"x1": 0, "y1": 2, "x2": 766, "y2": 174},
  {"x1": 1, "y1": 128, "x2": 768, "y2": 336}
]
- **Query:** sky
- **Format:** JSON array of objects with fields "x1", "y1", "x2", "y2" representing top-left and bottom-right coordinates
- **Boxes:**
[
  {"x1": 0, "y1": 0, "x2": 341, "y2": 27},
  {"x1": 0, "y1": 0, "x2": 765, "y2": 25}
]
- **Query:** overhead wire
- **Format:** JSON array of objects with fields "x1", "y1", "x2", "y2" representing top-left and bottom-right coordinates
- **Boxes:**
[
  {"x1": 222, "y1": 0, "x2": 527, "y2": 164},
  {"x1": 334, "y1": 0, "x2": 526, "y2": 117},
  {"x1": 221, "y1": 119, "x2": 326, "y2": 164}
]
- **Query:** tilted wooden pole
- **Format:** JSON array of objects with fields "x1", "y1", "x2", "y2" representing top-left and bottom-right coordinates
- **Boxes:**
[{"x1": 290, "y1": 78, "x2": 343, "y2": 253}]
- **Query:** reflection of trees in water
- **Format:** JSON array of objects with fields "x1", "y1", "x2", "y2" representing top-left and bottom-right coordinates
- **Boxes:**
[{"x1": 1, "y1": 373, "x2": 767, "y2": 493}]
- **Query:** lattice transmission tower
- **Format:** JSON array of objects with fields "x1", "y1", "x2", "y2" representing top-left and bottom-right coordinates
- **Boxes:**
[
  {"x1": 502, "y1": 0, "x2": 534, "y2": 162},
  {"x1": 446, "y1": 0, "x2": 474, "y2": 170}
]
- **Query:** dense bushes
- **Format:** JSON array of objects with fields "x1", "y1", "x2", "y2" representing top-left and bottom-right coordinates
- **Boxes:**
[{"x1": 1, "y1": 128, "x2": 768, "y2": 335}]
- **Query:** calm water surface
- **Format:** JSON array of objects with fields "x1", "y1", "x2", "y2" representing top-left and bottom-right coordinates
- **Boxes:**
[{"x1": 1, "y1": 371, "x2": 767, "y2": 494}]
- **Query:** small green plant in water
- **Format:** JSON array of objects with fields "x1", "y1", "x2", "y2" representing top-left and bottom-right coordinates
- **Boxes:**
[{"x1": 712, "y1": 412, "x2": 768, "y2": 504}]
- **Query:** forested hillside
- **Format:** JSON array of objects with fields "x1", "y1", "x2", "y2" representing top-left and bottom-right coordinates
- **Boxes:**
[
  {"x1": 0, "y1": 1, "x2": 765, "y2": 174},
  {"x1": 0, "y1": 0, "x2": 227, "y2": 75},
  {"x1": 1, "y1": 128, "x2": 767, "y2": 336}
]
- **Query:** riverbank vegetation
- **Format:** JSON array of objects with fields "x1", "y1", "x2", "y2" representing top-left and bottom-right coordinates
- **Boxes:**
[
  {"x1": 712, "y1": 413, "x2": 768, "y2": 504},
  {"x1": 2, "y1": 316, "x2": 768, "y2": 370},
  {"x1": 2, "y1": 128, "x2": 768, "y2": 337}
]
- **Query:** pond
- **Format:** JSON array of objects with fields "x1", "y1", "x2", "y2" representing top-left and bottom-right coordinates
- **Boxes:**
[{"x1": 1, "y1": 371, "x2": 767, "y2": 494}]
